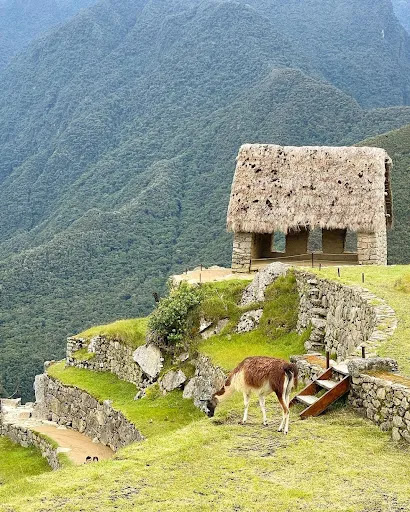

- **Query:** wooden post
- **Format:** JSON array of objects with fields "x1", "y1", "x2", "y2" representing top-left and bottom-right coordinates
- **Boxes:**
[
  {"x1": 337, "y1": 267, "x2": 340, "y2": 278},
  {"x1": 311, "y1": 253, "x2": 314, "y2": 268},
  {"x1": 362, "y1": 272, "x2": 365, "y2": 284},
  {"x1": 200, "y1": 264, "x2": 203, "y2": 271},
  {"x1": 199, "y1": 273, "x2": 202, "y2": 284},
  {"x1": 319, "y1": 263, "x2": 322, "y2": 271},
  {"x1": 361, "y1": 346, "x2": 366, "y2": 359},
  {"x1": 326, "y1": 351, "x2": 330, "y2": 369}
]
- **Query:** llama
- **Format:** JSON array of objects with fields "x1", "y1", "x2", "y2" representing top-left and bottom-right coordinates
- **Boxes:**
[{"x1": 206, "y1": 356, "x2": 298, "y2": 434}]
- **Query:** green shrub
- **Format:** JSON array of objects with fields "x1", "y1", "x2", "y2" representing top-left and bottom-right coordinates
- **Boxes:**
[{"x1": 148, "y1": 282, "x2": 202, "y2": 347}]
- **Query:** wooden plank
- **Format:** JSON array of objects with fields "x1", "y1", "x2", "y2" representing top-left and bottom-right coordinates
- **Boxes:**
[
  {"x1": 296, "y1": 395, "x2": 318, "y2": 406},
  {"x1": 316, "y1": 379, "x2": 337, "y2": 390},
  {"x1": 300, "y1": 376, "x2": 350, "y2": 419},
  {"x1": 290, "y1": 367, "x2": 334, "y2": 407}
]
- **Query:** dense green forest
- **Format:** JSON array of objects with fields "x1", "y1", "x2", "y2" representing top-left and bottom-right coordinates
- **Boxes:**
[
  {"x1": 393, "y1": 0, "x2": 410, "y2": 33},
  {"x1": 1, "y1": 0, "x2": 410, "y2": 401},
  {"x1": 0, "y1": 0, "x2": 97, "y2": 70}
]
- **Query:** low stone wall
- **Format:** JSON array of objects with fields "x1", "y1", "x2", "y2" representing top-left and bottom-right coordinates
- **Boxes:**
[
  {"x1": 66, "y1": 336, "x2": 143, "y2": 386},
  {"x1": 295, "y1": 271, "x2": 396, "y2": 360},
  {"x1": 0, "y1": 420, "x2": 61, "y2": 470},
  {"x1": 34, "y1": 373, "x2": 143, "y2": 451}
]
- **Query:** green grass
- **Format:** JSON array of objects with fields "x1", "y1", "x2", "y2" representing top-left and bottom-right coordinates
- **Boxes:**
[
  {"x1": 72, "y1": 348, "x2": 96, "y2": 361},
  {"x1": 0, "y1": 437, "x2": 51, "y2": 485},
  {"x1": 312, "y1": 265, "x2": 410, "y2": 376},
  {"x1": 1, "y1": 396, "x2": 409, "y2": 511},
  {"x1": 47, "y1": 362, "x2": 203, "y2": 439},
  {"x1": 200, "y1": 331, "x2": 307, "y2": 372},
  {"x1": 199, "y1": 272, "x2": 309, "y2": 371},
  {"x1": 199, "y1": 279, "x2": 252, "y2": 326},
  {"x1": 78, "y1": 317, "x2": 149, "y2": 349}
]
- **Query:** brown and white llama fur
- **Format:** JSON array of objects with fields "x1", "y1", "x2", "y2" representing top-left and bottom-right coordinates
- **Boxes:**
[{"x1": 206, "y1": 356, "x2": 298, "y2": 434}]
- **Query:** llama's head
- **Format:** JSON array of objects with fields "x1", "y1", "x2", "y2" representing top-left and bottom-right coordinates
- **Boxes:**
[{"x1": 205, "y1": 395, "x2": 218, "y2": 417}]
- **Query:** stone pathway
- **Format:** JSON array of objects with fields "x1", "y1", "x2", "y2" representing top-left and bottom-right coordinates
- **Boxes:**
[{"x1": 1, "y1": 399, "x2": 114, "y2": 465}]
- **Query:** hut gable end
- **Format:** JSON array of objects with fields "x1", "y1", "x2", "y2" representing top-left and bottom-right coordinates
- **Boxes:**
[{"x1": 227, "y1": 144, "x2": 392, "y2": 234}]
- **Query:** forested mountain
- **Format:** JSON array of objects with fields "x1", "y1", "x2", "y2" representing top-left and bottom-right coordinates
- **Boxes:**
[
  {"x1": 1, "y1": 0, "x2": 410, "y2": 400},
  {"x1": 393, "y1": 0, "x2": 410, "y2": 33},
  {"x1": 0, "y1": 0, "x2": 97, "y2": 70}
]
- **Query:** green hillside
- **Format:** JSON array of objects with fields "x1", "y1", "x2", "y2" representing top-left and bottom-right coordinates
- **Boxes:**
[
  {"x1": 1, "y1": 0, "x2": 410, "y2": 401},
  {"x1": 357, "y1": 124, "x2": 410, "y2": 264},
  {"x1": 393, "y1": 0, "x2": 410, "y2": 33},
  {"x1": 0, "y1": 0, "x2": 97, "y2": 70}
]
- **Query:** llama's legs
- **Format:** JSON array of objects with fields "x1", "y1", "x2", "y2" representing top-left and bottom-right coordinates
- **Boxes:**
[
  {"x1": 258, "y1": 394, "x2": 267, "y2": 425},
  {"x1": 242, "y1": 392, "x2": 250, "y2": 424},
  {"x1": 277, "y1": 396, "x2": 290, "y2": 434},
  {"x1": 277, "y1": 374, "x2": 290, "y2": 433}
]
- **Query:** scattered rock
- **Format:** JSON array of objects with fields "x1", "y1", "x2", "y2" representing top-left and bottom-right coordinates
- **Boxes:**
[
  {"x1": 200, "y1": 318, "x2": 229, "y2": 340},
  {"x1": 236, "y1": 309, "x2": 263, "y2": 333},
  {"x1": 240, "y1": 262, "x2": 288, "y2": 305},
  {"x1": 133, "y1": 344, "x2": 163, "y2": 379},
  {"x1": 160, "y1": 370, "x2": 187, "y2": 393}
]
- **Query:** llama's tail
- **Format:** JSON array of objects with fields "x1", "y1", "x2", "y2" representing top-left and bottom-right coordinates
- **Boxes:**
[{"x1": 284, "y1": 362, "x2": 298, "y2": 391}]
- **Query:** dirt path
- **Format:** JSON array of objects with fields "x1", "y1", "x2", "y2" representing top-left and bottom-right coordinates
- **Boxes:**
[
  {"x1": 1, "y1": 399, "x2": 114, "y2": 465},
  {"x1": 172, "y1": 265, "x2": 253, "y2": 284},
  {"x1": 34, "y1": 425, "x2": 114, "y2": 464}
]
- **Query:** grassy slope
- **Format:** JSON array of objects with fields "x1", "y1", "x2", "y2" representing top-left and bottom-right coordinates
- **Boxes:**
[
  {"x1": 0, "y1": 437, "x2": 51, "y2": 485},
  {"x1": 77, "y1": 317, "x2": 149, "y2": 349},
  {"x1": 312, "y1": 265, "x2": 410, "y2": 376},
  {"x1": 1, "y1": 398, "x2": 409, "y2": 511},
  {"x1": 47, "y1": 362, "x2": 202, "y2": 439}
]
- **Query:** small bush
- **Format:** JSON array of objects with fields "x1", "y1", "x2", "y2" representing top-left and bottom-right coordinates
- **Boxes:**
[{"x1": 148, "y1": 282, "x2": 202, "y2": 347}]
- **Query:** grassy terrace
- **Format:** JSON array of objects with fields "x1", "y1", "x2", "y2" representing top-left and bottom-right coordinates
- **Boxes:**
[
  {"x1": 78, "y1": 318, "x2": 149, "y2": 349},
  {"x1": 47, "y1": 362, "x2": 202, "y2": 439},
  {"x1": 1, "y1": 397, "x2": 409, "y2": 511},
  {"x1": 312, "y1": 265, "x2": 410, "y2": 376},
  {"x1": 0, "y1": 437, "x2": 51, "y2": 485}
]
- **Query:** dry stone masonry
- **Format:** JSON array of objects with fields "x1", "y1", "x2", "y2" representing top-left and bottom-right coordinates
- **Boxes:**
[
  {"x1": 0, "y1": 420, "x2": 62, "y2": 470},
  {"x1": 67, "y1": 336, "x2": 144, "y2": 386},
  {"x1": 295, "y1": 271, "x2": 397, "y2": 360},
  {"x1": 34, "y1": 373, "x2": 143, "y2": 451}
]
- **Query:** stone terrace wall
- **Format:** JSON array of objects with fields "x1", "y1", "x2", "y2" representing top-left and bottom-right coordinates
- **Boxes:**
[
  {"x1": 67, "y1": 336, "x2": 143, "y2": 386},
  {"x1": 348, "y1": 359, "x2": 410, "y2": 443},
  {"x1": 34, "y1": 373, "x2": 142, "y2": 451},
  {"x1": 0, "y1": 420, "x2": 61, "y2": 470},
  {"x1": 295, "y1": 271, "x2": 396, "y2": 360}
]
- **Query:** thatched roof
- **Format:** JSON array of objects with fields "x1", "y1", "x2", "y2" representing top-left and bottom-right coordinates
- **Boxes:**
[{"x1": 227, "y1": 144, "x2": 393, "y2": 234}]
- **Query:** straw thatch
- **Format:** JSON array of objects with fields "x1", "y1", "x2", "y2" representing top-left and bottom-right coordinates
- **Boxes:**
[{"x1": 227, "y1": 144, "x2": 392, "y2": 234}]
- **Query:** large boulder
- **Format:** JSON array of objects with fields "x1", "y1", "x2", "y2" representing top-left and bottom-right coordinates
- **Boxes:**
[
  {"x1": 240, "y1": 262, "x2": 288, "y2": 306},
  {"x1": 160, "y1": 370, "x2": 186, "y2": 393},
  {"x1": 133, "y1": 344, "x2": 163, "y2": 379}
]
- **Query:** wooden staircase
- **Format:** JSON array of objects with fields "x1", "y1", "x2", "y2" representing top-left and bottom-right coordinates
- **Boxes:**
[{"x1": 290, "y1": 363, "x2": 351, "y2": 419}]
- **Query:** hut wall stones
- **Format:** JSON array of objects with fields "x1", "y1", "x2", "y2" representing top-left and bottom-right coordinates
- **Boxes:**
[
  {"x1": 357, "y1": 229, "x2": 387, "y2": 265},
  {"x1": 232, "y1": 232, "x2": 253, "y2": 272},
  {"x1": 295, "y1": 271, "x2": 397, "y2": 360},
  {"x1": 227, "y1": 144, "x2": 393, "y2": 268},
  {"x1": 33, "y1": 373, "x2": 142, "y2": 451},
  {"x1": 67, "y1": 336, "x2": 144, "y2": 386}
]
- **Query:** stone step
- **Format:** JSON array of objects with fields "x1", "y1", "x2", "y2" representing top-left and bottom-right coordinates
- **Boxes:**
[
  {"x1": 296, "y1": 395, "x2": 318, "y2": 406},
  {"x1": 332, "y1": 363, "x2": 349, "y2": 376},
  {"x1": 316, "y1": 379, "x2": 337, "y2": 390}
]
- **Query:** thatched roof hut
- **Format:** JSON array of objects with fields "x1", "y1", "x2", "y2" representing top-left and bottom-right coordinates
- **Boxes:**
[
  {"x1": 227, "y1": 144, "x2": 392, "y2": 234},
  {"x1": 227, "y1": 144, "x2": 393, "y2": 271}
]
